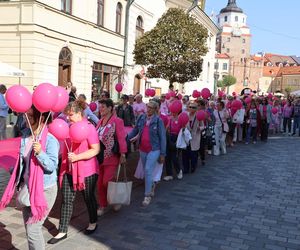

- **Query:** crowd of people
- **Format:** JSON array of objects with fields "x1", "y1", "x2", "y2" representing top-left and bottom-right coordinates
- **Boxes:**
[{"x1": 1, "y1": 83, "x2": 300, "y2": 250}]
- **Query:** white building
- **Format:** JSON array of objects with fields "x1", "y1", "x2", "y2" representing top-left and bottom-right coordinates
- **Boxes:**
[{"x1": 124, "y1": 0, "x2": 219, "y2": 97}]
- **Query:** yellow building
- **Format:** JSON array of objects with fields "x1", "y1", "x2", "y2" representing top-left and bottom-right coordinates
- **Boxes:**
[{"x1": 0, "y1": 0, "x2": 126, "y2": 100}]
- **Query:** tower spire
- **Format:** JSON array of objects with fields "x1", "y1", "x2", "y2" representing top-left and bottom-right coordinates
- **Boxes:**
[{"x1": 220, "y1": 0, "x2": 243, "y2": 13}]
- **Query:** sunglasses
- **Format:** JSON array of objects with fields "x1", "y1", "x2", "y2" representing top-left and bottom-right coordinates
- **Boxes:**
[
  {"x1": 189, "y1": 106, "x2": 197, "y2": 109},
  {"x1": 147, "y1": 105, "x2": 155, "y2": 109}
]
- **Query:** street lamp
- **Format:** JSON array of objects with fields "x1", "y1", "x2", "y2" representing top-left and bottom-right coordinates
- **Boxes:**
[{"x1": 214, "y1": 71, "x2": 219, "y2": 96}]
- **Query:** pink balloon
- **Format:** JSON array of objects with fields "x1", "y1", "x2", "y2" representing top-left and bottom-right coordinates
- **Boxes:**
[
  {"x1": 178, "y1": 112, "x2": 189, "y2": 126},
  {"x1": 89, "y1": 102, "x2": 97, "y2": 112},
  {"x1": 49, "y1": 118, "x2": 69, "y2": 140},
  {"x1": 196, "y1": 110, "x2": 206, "y2": 121},
  {"x1": 192, "y1": 90, "x2": 201, "y2": 98},
  {"x1": 177, "y1": 93, "x2": 183, "y2": 100},
  {"x1": 232, "y1": 92, "x2": 236, "y2": 96},
  {"x1": 245, "y1": 97, "x2": 252, "y2": 104},
  {"x1": 268, "y1": 93, "x2": 273, "y2": 99},
  {"x1": 165, "y1": 93, "x2": 171, "y2": 100},
  {"x1": 145, "y1": 89, "x2": 151, "y2": 97},
  {"x1": 169, "y1": 100, "x2": 182, "y2": 114},
  {"x1": 69, "y1": 121, "x2": 89, "y2": 143},
  {"x1": 271, "y1": 107, "x2": 278, "y2": 114},
  {"x1": 32, "y1": 83, "x2": 57, "y2": 113},
  {"x1": 52, "y1": 86, "x2": 69, "y2": 112},
  {"x1": 149, "y1": 89, "x2": 156, "y2": 97},
  {"x1": 5, "y1": 85, "x2": 32, "y2": 113},
  {"x1": 115, "y1": 83, "x2": 123, "y2": 93},
  {"x1": 269, "y1": 101, "x2": 273, "y2": 105},
  {"x1": 231, "y1": 100, "x2": 243, "y2": 109},
  {"x1": 169, "y1": 91, "x2": 176, "y2": 98},
  {"x1": 201, "y1": 88, "x2": 211, "y2": 99}
]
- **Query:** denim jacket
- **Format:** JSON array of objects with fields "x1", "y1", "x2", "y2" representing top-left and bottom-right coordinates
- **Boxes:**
[
  {"x1": 16, "y1": 129, "x2": 60, "y2": 189},
  {"x1": 128, "y1": 114, "x2": 166, "y2": 156}
]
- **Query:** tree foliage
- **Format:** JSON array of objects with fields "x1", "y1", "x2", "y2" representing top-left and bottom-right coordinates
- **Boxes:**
[
  {"x1": 222, "y1": 75, "x2": 237, "y2": 87},
  {"x1": 133, "y1": 8, "x2": 208, "y2": 84}
]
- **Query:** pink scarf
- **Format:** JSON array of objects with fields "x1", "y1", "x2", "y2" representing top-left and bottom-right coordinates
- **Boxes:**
[
  {"x1": 59, "y1": 139, "x2": 86, "y2": 191},
  {"x1": 0, "y1": 127, "x2": 49, "y2": 224}
]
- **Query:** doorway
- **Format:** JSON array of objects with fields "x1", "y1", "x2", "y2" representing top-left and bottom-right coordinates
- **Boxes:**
[
  {"x1": 134, "y1": 74, "x2": 142, "y2": 95},
  {"x1": 58, "y1": 47, "x2": 72, "y2": 88}
]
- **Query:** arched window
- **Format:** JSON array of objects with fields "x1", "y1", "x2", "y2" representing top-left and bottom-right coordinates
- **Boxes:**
[
  {"x1": 116, "y1": 2, "x2": 122, "y2": 34},
  {"x1": 61, "y1": 0, "x2": 72, "y2": 14},
  {"x1": 224, "y1": 16, "x2": 228, "y2": 22},
  {"x1": 58, "y1": 47, "x2": 72, "y2": 87},
  {"x1": 97, "y1": 0, "x2": 104, "y2": 26},
  {"x1": 235, "y1": 16, "x2": 238, "y2": 22},
  {"x1": 136, "y1": 16, "x2": 144, "y2": 40}
]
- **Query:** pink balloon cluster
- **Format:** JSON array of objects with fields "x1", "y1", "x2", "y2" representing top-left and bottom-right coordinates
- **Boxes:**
[
  {"x1": 271, "y1": 107, "x2": 278, "y2": 114},
  {"x1": 5, "y1": 83, "x2": 69, "y2": 114},
  {"x1": 145, "y1": 88, "x2": 156, "y2": 97},
  {"x1": 231, "y1": 100, "x2": 243, "y2": 109},
  {"x1": 49, "y1": 119, "x2": 70, "y2": 140}
]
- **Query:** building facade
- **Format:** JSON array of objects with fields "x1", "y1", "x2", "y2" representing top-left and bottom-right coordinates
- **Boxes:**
[
  {"x1": 0, "y1": 0, "x2": 127, "y2": 101},
  {"x1": 216, "y1": 0, "x2": 263, "y2": 94}
]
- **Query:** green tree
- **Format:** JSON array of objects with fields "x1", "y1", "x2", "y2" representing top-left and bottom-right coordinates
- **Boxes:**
[
  {"x1": 133, "y1": 8, "x2": 208, "y2": 87},
  {"x1": 220, "y1": 75, "x2": 237, "y2": 94},
  {"x1": 284, "y1": 86, "x2": 292, "y2": 95}
]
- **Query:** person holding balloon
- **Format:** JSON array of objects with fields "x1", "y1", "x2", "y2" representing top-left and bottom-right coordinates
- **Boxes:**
[
  {"x1": 96, "y1": 98, "x2": 127, "y2": 215},
  {"x1": 182, "y1": 102, "x2": 205, "y2": 174},
  {"x1": 128, "y1": 100, "x2": 166, "y2": 206},
  {"x1": 48, "y1": 100, "x2": 100, "y2": 244},
  {"x1": 163, "y1": 100, "x2": 183, "y2": 181},
  {"x1": 213, "y1": 101, "x2": 230, "y2": 155}
]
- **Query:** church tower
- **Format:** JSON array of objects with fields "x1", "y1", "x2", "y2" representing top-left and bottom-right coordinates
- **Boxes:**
[{"x1": 216, "y1": 0, "x2": 251, "y2": 61}]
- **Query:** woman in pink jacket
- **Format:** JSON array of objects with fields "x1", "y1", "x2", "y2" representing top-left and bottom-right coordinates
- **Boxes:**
[{"x1": 96, "y1": 99, "x2": 127, "y2": 215}]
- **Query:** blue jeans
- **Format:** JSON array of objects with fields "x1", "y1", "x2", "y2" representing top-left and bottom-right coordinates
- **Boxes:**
[
  {"x1": 182, "y1": 146, "x2": 198, "y2": 173},
  {"x1": 293, "y1": 116, "x2": 300, "y2": 134},
  {"x1": 140, "y1": 150, "x2": 160, "y2": 196},
  {"x1": 246, "y1": 126, "x2": 257, "y2": 143}
]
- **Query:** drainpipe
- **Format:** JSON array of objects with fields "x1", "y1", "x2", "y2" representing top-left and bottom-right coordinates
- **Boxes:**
[{"x1": 123, "y1": 0, "x2": 135, "y2": 69}]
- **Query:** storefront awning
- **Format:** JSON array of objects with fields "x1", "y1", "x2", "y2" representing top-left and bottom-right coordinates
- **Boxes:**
[{"x1": 0, "y1": 61, "x2": 27, "y2": 77}]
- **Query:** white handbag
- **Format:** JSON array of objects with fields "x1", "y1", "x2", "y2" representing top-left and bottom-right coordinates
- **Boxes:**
[
  {"x1": 16, "y1": 183, "x2": 30, "y2": 208},
  {"x1": 107, "y1": 164, "x2": 132, "y2": 206},
  {"x1": 176, "y1": 128, "x2": 192, "y2": 149}
]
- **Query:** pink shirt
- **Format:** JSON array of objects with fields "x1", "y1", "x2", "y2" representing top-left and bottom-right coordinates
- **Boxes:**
[
  {"x1": 160, "y1": 101, "x2": 169, "y2": 115},
  {"x1": 133, "y1": 102, "x2": 147, "y2": 116},
  {"x1": 160, "y1": 114, "x2": 169, "y2": 128},
  {"x1": 139, "y1": 125, "x2": 152, "y2": 153},
  {"x1": 168, "y1": 118, "x2": 182, "y2": 135},
  {"x1": 66, "y1": 124, "x2": 99, "y2": 177}
]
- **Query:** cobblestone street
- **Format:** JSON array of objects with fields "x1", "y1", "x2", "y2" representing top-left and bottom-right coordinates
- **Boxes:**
[{"x1": 1, "y1": 135, "x2": 300, "y2": 250}]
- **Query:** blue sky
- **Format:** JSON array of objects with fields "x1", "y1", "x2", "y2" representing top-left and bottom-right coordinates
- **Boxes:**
[{"x1": 205, "y1": 0, "x2": 299, "y2": 56}]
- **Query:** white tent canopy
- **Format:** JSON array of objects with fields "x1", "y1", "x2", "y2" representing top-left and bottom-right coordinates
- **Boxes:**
[{"x1": 0, "y1": 61, "x2": 27, "y2": 77}]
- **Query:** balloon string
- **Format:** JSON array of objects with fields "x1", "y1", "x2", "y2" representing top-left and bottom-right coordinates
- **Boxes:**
[
  {"x1": 64, "y1": 140, "x2": 70, "y2": 153},
  {"x1": 35, "y1": 114, "x2": 43, "y2": 142},
  {"x1": 24, "y1": 113, "x2": 35, "y2": 141},
  {"x1": 39, "y1": 112, "x2": 52, "y2": 140}
]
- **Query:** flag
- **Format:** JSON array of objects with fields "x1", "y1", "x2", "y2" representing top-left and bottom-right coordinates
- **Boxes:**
[{"x1": 0, "y1": 137, "x2": 21, "y2": 172}]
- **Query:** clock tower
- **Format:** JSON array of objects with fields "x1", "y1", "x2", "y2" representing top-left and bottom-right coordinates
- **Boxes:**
[{"x1": 216, "y1": 0, "x2": 251, "y2": 61}]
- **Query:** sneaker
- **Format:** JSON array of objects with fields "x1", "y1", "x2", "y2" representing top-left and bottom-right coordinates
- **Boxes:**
[
  {"x1": 245, "y1": 142, "x2": 249, "y2": 145},
  {"x1": 253, "y1": 141, "x2": 257, "y2": 144},
  {"x1": 177, "y1": 170, "x2": 183, "y2": 180},
  {"x1": 163, "y1": 176, "x2": 173, "y2": 181},
  {"x1": 142, "y1": 196, "x2": 151, "y2": 206},
  {"x1": 113, "y1": 205, "x2": 122, "y2": 212},
  {"x1": 207, "y1": 150, "x2": 212, "y2": 155}
]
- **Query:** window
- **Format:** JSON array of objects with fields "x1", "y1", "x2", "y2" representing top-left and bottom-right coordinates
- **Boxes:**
[
  {"x1": 242, "y1": 49, "x2": 245, "y2": 54},
  {"x1": 227, "y1": 37, "x2": 230, "y2": 42},
  {"x1": 218, "y1": 18, "x2": 220, "y2": 23},
  {"x1": 242, "y1": 38, "x2": 246, "y2": 43},
  {"x1": 116, "y1": 2, "x2": 122, "y2": 34},
  {"x1": 243, "y1": 18, "x2": 245, "y2": 23},
  {"x1": 214, "y1": 62, "x2": 219, "y2": 70},
  {"x1": 235, "y1": 16, "x2": 238, "y2": 22},
  {"x1": 136, "y1": 16, "x2": 144, "y2": 40},
  {"x1": 224, "y1": 16, "x2": 228, "y2": 22},
  {"x1": 97, "y1": 0, "x2": 104, "y2": 26},
  {"x1": 226, "y1": 48, "x2": 230, "y2": 53},
  {"x1": 61, "y1": 0, "x2": 72, "y2": 14},
  {"x1": 223, "y1": 63, "x2": 228, "y2": 70}
]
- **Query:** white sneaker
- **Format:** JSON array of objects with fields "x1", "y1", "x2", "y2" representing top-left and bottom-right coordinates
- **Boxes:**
[
  {"x1": 207, "y1": 150, "x2": 212, "y2": 155},
  {"x1": 245, "y1": 142, "x2": 249, "y2": 145},
  {"x1": 142, "y1": 196, "x2": 151, "y2": 206},
  {"x1": 163, "y1": 176, "x2": 173, "y2": 181},
  {"x1": 177, "y1": 170, "x2": 183, "y2": 180},
  {"x1": 113, "y1": 205, "x2": 122, "y2": 212},
  {"x1": 253, "y1": 141, "x2": 257, "y2": 144}
]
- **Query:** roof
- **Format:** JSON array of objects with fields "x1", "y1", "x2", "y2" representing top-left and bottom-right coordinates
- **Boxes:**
[
  {"x1": 277, "y1": 66, "x2": 300, "y2": 76},
  {"x1": 291, "y1": 56, "x2": 300, "y2": 65},
  {"x1": 216, "y1": 53, "x2": 230, "y2": 59},
  {"x1": 264, "y1": 53, "x2": 297, "y2": 66},
  {"x1": 263, "y1": 66, "x2": 280, "y2": 77},
  {"x1": 250, "y1": 56, "x2": 263, "y2": 62},
  {"x1": 220, "y1": 0, "x2": 243, "y2": 14}
]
